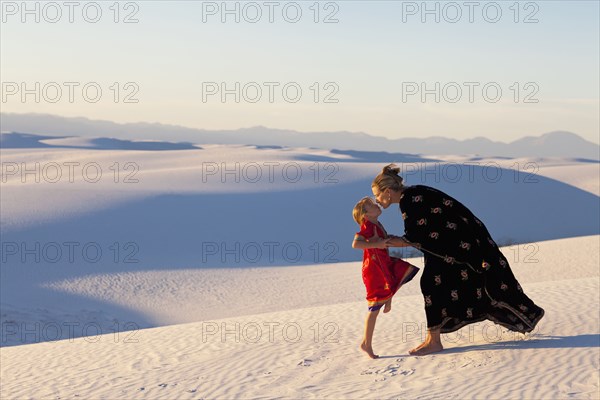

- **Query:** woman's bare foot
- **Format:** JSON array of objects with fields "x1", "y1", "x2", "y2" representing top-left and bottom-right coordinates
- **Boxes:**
[
  {"x1": 408, "y1": 328, "x2": 443, "y2": 356},
  {"x1": 408, "y1": 341, "x2": 443, "y2": 356},
  {"x1": 383, "y1": 299, "x2": 392, "y2": 313},
  {"x1": 360, "y1": 341, "x2": 380, "y2": 359}
]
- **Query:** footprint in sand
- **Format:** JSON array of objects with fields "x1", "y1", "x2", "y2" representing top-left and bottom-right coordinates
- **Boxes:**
[
  {"x1": 297, "y1": 359, "x2": 313, "y2": 367},
  {"x1": 361, "y1": 365, "x2": 415, "y2": 378}
]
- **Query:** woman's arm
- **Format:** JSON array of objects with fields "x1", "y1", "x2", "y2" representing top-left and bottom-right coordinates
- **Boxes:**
[
  {"x1": 386, "y1": 236, "x2": 414, "y2": 248},
  {"x1": 352, "y1": 234, "x2": 391, "y2": 249}
]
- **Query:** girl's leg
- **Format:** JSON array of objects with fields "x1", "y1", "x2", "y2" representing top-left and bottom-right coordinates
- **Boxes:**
[
  {"x1": 360, "y1": 309, "x2": 381, "y2": 359},
  {"x1": 408, "y1": 327, "x2": 443, "y2": 356},
  {"x1": 383, "y1": 298, "x2": 392, "y2": 313}
]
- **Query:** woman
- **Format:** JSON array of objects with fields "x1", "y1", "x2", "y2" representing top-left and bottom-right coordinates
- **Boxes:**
[{"x1": 372, "y1": 164, "x2": 545, "y2": 356}]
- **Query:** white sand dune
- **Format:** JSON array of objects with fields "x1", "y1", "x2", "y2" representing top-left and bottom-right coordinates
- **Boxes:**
[
  {"x1": 29, "y1": 235, "x2": 600, "y2": 327},
  {"x1": 1, "y1": 140, "x2": 598, "y2": 398},
  {"x1": 1, "y1": 236, "x2": 598, "y2": 399}
]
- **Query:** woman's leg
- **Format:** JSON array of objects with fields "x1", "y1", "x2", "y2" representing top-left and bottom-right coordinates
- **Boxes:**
[
  {"x1": 408, "y1": 327, "x2": 443, "y2": 356},
  {"x1": 410, "y1": 255, "x2": 444, "y2": 355},
  {"x1": 360, "y1": 309, "x2": 381, "y2": 359}
]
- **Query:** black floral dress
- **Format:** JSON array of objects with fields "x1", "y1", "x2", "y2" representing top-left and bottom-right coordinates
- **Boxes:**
[{"x1": 399, "y1": 185, "x2": 545, "y2": 334}]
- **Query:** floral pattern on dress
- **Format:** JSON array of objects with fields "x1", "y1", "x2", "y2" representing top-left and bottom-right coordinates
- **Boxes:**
[{"x1": 398, "y1": 185, "x2": 545, "y2": 334}]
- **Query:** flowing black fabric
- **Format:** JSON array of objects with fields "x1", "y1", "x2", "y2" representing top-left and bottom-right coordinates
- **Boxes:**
[{"x1": 399, "y1": 185, "x2": 545, "y2": 333}]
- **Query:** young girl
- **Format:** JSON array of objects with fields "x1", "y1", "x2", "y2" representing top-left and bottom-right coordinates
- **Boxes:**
[{"x1": 352, "y1": 196, "x2": 419, "y2": 359}]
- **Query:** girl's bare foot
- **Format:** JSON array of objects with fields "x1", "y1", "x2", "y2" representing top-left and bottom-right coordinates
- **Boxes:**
[
  {"x1": 360, "y1": 341, "x2": 380, "y2": 359},
  {"x1": 408, "y1": 341, "x2": 443, "y2": 356},
  {"x1": 383, "y1": 299, "x2": 392, "y2": 313}
]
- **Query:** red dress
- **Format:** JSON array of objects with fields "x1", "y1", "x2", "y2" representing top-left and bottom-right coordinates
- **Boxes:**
[{"x1": 357, "y1": 219, "x2": 419, "y2": 311}]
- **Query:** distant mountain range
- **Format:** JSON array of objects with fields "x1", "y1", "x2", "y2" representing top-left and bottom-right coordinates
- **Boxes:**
[{"x1": 1, "y1": 112, "x2": 598, "y2": 159}]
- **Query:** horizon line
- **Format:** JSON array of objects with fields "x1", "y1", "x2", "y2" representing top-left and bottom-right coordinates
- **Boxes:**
[{"x1": 1, "y1": 111, "x2": 598, "y2": 146}]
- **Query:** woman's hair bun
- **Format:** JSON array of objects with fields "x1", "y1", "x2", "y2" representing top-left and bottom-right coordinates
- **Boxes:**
[
  {"x1": 382, "y1": 164, "x2": 403, "y2": 184},
  {"x1": 372, "y1": 163, "x2": 405, "y2": 192}
]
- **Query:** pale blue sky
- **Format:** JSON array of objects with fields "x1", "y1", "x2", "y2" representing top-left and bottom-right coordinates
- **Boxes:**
[{"x1": 1, "y1": 0, "x2": 599, "y2": 143}]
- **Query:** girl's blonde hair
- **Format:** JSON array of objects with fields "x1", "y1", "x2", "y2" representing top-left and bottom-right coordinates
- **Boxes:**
[
  {"x1": 352, "y1": 196, "x2": 375, "y2": 225},
  {"x1": 371, "y1": 163, "x2": 404, "y2": 193}
]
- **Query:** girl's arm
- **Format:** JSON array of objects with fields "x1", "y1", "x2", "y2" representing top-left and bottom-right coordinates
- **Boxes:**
[{"x1": 352, "y1": 234, "x2": 391, "y2": 249}]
